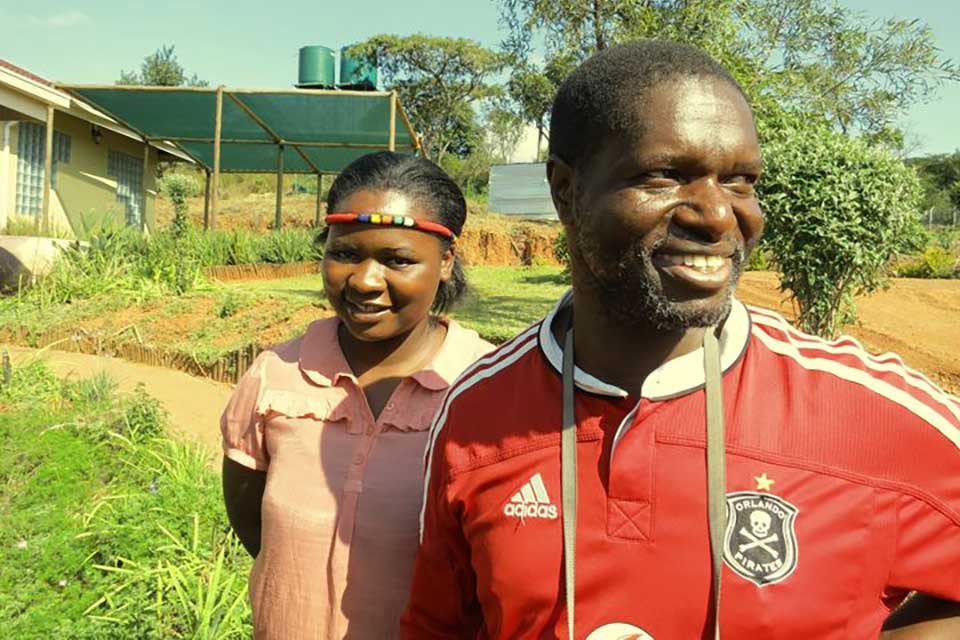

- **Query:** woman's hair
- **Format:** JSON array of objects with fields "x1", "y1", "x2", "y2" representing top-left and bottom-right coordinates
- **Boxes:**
[{"x1": 325, "y1": 151, "x2": 468, "y2": 314}]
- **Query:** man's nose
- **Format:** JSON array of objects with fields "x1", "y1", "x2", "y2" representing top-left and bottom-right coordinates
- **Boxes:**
[
  {"x1": 349, "y1": 259, "x2": 386, "y2": 292},
  {"x1": 672, "y1": 178, "x2": 738, "y2": 241}
]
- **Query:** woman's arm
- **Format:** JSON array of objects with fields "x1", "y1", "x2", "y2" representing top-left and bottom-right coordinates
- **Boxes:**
[{"x1": 222, "y1": 456, "x2": 267, "y2": 557}]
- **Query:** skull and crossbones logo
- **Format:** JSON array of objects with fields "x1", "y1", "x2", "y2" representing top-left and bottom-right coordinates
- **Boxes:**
[
  {"x1": 723, "y1": 491, "x2": 799, "y2": 586},
  {"x1": 738, "y1": 509, "x2": 780, "y2": 559}
]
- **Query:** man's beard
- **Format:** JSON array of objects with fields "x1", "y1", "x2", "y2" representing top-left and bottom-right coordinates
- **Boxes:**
[{"x1": 574, "y1": 229, "x2": 745, "y2": 332}]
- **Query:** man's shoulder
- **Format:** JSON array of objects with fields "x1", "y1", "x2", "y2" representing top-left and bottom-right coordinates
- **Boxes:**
[
  {"x1": 426, "y1": 322, "x2": 561, "y2": 473},
  {"x1": 744, "y1": 305, "x2": 960, "y2": 509},
  {"x1": 746, "y1": 304, "x2": 959, "y2": 424}
]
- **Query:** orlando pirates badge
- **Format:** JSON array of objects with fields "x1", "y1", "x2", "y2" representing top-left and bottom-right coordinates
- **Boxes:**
[{"x1": 723, "y1": 491, "x2": 799, "y2": 587}]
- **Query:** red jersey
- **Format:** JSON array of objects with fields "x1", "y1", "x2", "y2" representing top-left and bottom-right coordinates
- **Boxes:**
[{"x1": 402, "y1": 297, "x2": 960, "y2": 639}]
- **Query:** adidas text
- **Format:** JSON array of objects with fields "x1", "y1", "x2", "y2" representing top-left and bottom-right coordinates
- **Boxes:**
[{"x1": 503, "y1": 503, "x2": 558, "y2": 519}]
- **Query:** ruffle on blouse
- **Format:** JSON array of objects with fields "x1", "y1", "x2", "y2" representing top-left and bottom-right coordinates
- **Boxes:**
[
  {"x1": 256, "y1": 387, "x2": 439, "y2": 434},
  {"x1": 257, "y1": 388, "x2": 363, "y2": 433},
  {"x1": 379, "y1": 401, "x2": 440, "y2": 433}
]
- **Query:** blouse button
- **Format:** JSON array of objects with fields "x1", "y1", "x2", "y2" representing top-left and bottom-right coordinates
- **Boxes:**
[
  {"x1": 353, "y1": 453, "x2": 365, "y2": 465},
  {"x1": 386, "y1": 402, "x2": 396, "y2": 411},
  {"x1": 365, "y1": 425, "x2": 375, "y2": 435}
]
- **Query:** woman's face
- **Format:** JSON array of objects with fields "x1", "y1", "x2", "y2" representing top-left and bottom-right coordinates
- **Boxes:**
[{"x1": 322, "y1": 188, "x2": 454, "y2": 343}]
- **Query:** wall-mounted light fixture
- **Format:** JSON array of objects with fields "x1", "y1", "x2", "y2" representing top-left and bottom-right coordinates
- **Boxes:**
[{"x1": 90, "y1": 124, "x2": 103, "y2": 145}]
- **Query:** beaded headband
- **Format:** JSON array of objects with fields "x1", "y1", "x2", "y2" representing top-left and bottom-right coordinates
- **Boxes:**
[{"x1": 324, "y1": 212, "x2": 457, "y2": 240}]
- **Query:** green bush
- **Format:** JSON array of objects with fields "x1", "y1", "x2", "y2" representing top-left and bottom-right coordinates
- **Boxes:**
[
  {"x1": 894, "y1": 245, "x2": 958, "y2": 279},
  {"x1": 757, "y1": 122, "x2": 925, "y2": 338},
  {"x1": 747, "y1": 246, "x2": 772, "y2": 271},
  {"x1": 5, "y1": 224, "x2": 324, "y2": 311},
  {"x1": 0, "y1": 360, "x2": 252, "y2": 637},
  {"x1": 158, "y1": 173, "x2": 202, "y2": 200}
]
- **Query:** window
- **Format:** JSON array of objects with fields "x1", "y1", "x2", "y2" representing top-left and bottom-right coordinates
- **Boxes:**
[
  {"x1": 14, "y1": 122, "x2": 71, "y2": 217},
  {"x1": 107, "y1": 150, "x2": 144, "y2": 228}
]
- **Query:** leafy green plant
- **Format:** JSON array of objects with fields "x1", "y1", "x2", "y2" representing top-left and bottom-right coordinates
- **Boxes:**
[
  {"x1": 758, "y1": 122, "x2": 925, "y2": 337},
  {"x1": 0, "y1": 360, "x2": 252, "y2": 637},
  {"x1": 161, "y1": 174, "x2": 198, "y2": 237},
  {"x1": 217, "y1": 293, "x2": 240, "y2": 319},
  {"x1": 747, "y1": 246, "x2": 772, "y2": 271},
  {"x1": 894, "y1": 245, "x2": 958, "y2": 279}
]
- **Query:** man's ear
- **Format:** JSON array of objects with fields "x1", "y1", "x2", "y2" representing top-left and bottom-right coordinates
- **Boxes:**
[{"x1": 546, "y1": 154, "x2": 575, "y2": 224}]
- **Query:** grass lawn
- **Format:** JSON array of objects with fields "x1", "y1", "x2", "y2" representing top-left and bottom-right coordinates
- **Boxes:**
[
  {"x1": 0, "y1": 361, "x2": 251, "y2": 636},
  {"x1": 225, "y1": 264, "x2": 569, "y2": 344},
  {"x1": 0, "y1": 265, "x2": 567, "y2": 375},
  {"x1": 455, "y1": 265, "x2": 568, "y2": 342}
]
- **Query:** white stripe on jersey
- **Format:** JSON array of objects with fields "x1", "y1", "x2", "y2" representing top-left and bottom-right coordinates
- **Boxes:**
[
  {"x1": 751, "y1": 326, "x2": 960, "y2": 450},
  {"x1": 419, "y1": 325, "x2": 541, "y2": 541},
  {"x1": 749, "y1": 308, "x2": 960, "y2": 424}
]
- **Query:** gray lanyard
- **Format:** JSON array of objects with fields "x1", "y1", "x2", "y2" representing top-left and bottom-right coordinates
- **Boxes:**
[{"x1": 560, "y1": 325, "x2": 727, "y2": 640}]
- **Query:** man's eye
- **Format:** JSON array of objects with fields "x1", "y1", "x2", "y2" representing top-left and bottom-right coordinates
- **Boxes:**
[
  {"x1": 724, "y1": 174, "x2": 758, "y2": 185},
  {"x1": 637, "y1": 171, "x2": 681, "y2": 187}
]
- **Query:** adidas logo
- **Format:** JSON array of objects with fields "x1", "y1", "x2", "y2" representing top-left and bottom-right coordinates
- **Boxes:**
[{"x1": 503, "y1": 472, "x2": 558, "y2": 520}]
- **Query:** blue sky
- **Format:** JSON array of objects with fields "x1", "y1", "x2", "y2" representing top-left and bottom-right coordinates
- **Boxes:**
[{"x1": 3, "y1": 0, "x2": 957, "y2": 156}]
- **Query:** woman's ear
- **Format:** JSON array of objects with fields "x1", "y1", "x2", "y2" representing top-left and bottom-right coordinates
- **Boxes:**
[{"x1": 439, "y1": 243, "x2": 456, "y2": 282}]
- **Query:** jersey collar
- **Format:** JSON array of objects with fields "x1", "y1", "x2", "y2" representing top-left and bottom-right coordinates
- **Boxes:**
[{"x1": 538, "y1": 290, "x2": 751, "y2": 400}]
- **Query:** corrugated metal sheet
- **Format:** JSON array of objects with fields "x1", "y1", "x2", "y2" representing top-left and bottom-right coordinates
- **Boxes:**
[{"x1": 488, "y1": 162, "x2": 556, "y2": 219}]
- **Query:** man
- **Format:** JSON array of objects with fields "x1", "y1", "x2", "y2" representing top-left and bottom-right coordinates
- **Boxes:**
[{"x1": 402, "y1": 41, "x2": 960, "y2": 639}]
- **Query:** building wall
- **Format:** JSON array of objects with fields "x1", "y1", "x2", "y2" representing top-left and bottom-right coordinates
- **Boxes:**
[{"x1": 1, "y1": 110, "x2": 156, "y2": 236}]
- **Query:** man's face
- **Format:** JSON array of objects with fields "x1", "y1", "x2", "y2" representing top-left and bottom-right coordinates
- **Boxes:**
[{"x1": 556, "y1": 77, "x2": 764, "y2": 330}]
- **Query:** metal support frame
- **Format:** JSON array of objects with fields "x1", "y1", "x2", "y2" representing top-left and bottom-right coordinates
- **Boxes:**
[
  {"x1": 388, "y1": 91, "x2": 397, "y2": 152},
  {"x1": 203, "y1": 169, "x2": 211, "y2": 229},
  {"x1": 275, "y1": 144, "x2": 284, "y2": 230},
  {"x1": 210, "y1": 86, "x2": 223, "y2": 230},
  {"x1": 142, "y1": 143, "x2": 150, "y2": 232},
  {"x1": 315, "y1": 173, "x2": 323, "y2": 226}
]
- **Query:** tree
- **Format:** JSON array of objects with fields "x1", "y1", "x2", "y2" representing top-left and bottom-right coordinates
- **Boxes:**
[
  {"x1": 118, "y1": 45, "x2": 208, "y2": 87},
  {"x1": 908, "y1": 152, "x2": 960, "y2": 224},
  {"x1": 484, "y1": 102, "x2": 526, "y2": 163},
  {"x1": 757, "y1": 120, "x2": 925, "y2": 338},
  {"x1": 503, "y1": 55, "x2": 574, "y2": 158},
  {"x1": 498, "y1": 0, "x2": 960, "y2": 139},
  {"x1": 348, "y1": 35, "x2": 505, "y2": 160}
]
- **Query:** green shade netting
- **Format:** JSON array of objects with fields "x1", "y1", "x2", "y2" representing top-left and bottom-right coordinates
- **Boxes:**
[{"x1": 67, "y1": 87, "x2": 415, "y2": 173}]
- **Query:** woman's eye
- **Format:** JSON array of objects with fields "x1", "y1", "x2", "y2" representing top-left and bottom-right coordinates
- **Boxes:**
[
  {"x1": 387, "y1": 257, "x2": 415, "y2": 267},
  {"x1": 327, "y1": 249, "x2": 358, "y2": 261}
]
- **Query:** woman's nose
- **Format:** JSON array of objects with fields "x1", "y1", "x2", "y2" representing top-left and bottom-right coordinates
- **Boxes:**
[{"x1": 348, "y1": 259, "x2": 386, "y2": 292}]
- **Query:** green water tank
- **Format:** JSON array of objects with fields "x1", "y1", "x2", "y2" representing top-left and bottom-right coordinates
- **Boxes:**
[
  {"x1": 339, "y1": 45, "x2": 378, "y2": 90},
  {"x1": 298, "y1": 45, "x2": 336, "y2": 88}
]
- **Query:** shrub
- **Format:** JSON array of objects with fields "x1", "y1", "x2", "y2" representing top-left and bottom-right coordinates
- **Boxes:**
[
  {"x1": 158, "y1": 173, "x2": 201, "y2": 199},
  {"x1": 757, "y1": 122, "x2": 925, "y2": 338},
  {"x1": 0, "y1": 360, "x2": 252, "y2": 637},
  {"x1": 894, "y1": 245, "x2": 958, "y2": 279}
]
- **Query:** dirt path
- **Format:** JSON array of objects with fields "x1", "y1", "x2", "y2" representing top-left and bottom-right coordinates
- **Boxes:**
[
  {"x1": 736, "y1": 273, "x2": 960, "y2": 395},
  {"x1": 3, "y1": 344, "x2": 231, "y2": 454}
]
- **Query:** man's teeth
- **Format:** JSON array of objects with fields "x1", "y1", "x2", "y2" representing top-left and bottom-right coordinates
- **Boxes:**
[{"x1": 665, "y1": 254, "x2": 726, "y2": 272}]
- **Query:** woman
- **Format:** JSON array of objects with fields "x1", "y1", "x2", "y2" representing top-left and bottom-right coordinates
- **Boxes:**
[{"x1": 221, "y1": 151, "x2": 492, "y2": 639}]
